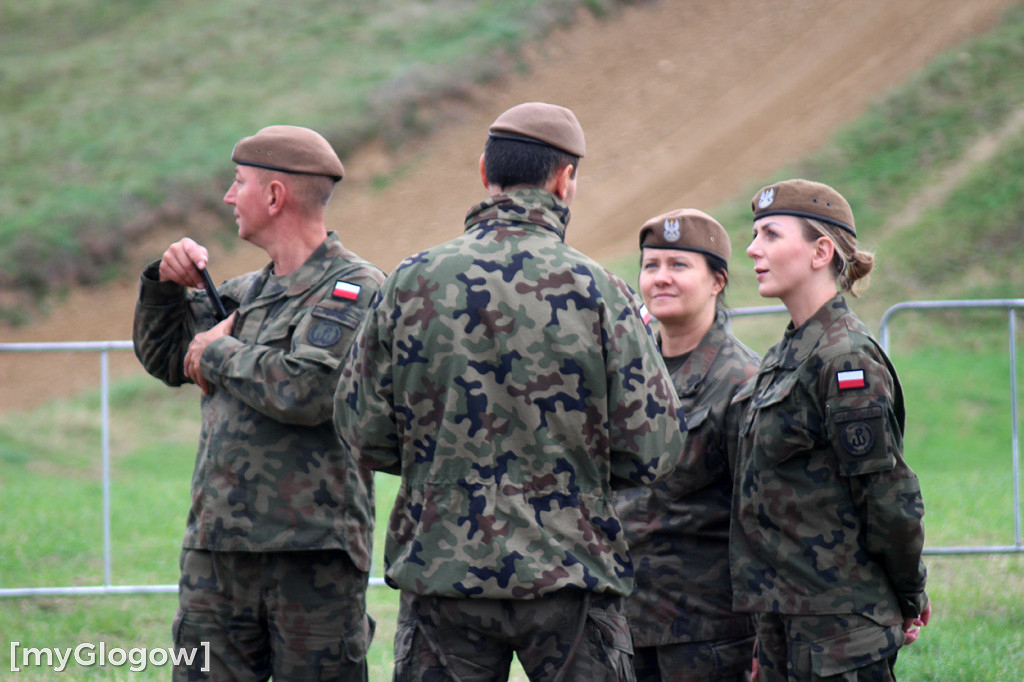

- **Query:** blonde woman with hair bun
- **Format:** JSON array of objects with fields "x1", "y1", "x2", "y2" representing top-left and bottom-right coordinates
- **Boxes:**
[{"x1": 733, "y1": 179, "x2": 931, "y2": 681}]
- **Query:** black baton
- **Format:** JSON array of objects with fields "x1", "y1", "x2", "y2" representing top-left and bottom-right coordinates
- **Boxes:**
[{"x1": 200, "y1": 267, "x2": 228, "y2": 321}]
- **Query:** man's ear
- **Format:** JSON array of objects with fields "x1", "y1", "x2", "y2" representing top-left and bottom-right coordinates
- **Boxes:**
[
  {"x1": 266, "y1": 179, "x2": 286, "y2": 216},
  {"x1": 479, "y1": 154, "x2": 489, "y2": 190},
  {"x1": 549, "y1": 164, "x2": 574, "y2": 200}
]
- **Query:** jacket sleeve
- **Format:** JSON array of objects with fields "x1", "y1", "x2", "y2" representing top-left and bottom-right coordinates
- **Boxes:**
[
  {"x1": 824, "y1": 350, "x2": 929, "y2": 618},
  {"x1": 132, "y1": 261, "x2": 216, "y2": 387},
  {"x1": 201, "y1": 272, "x2": 381, "y2": 427},
  {"x1": 605, "y1": 286, "x2": 687, "y2": 489},
  {"x1": 334, "y1": 292, "x2": 401, "y2": 475}
]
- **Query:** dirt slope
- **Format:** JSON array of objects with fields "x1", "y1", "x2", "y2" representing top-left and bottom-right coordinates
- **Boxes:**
[{"x1": 1, "y1": 0, "x2": 1016, "y2": 412}]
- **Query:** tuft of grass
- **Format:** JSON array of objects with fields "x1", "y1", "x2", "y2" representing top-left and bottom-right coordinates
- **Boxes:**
[{"x1": 894, "y1": 555, "x2": 1024, "y2": 681}]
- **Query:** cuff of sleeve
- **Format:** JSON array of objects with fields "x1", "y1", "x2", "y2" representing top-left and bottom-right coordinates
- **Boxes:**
[
  {"x1": 138, "y1": 261, "x2": 188, "y2": 305},
  {"x1": 898, "y1": 590, "x2": 929, "y2": 619},
  {"x1": 200, "y1": 334, "x2": 244, "y2": 385}
]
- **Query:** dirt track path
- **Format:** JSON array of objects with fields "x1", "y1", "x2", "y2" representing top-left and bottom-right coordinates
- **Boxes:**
[{"x1": 1, "y1": 0, "x2": 1016, "y2": 412}]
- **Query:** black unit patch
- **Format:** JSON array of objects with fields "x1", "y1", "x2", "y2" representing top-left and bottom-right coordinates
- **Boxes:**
[
  {"x1": 840, "y1": 420, "x2": 875, "y2": 456},
  {"x1": 308, "y1": 319, "x2": 343, "y2": 348}
]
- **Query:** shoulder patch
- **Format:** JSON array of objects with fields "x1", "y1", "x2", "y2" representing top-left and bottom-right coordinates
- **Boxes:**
[
  {"x1": 332, "y1": 280, "x2": 361, "y2": 301},
  {"x1": 308, "y1": 319, "x2": 344, "y2": 347},
  {"x1": 839, "y1": 420, "x2": 875, "y2": 456},
  {"x1": 837, "y1": 369, "x2": 866, "y2": 390}
]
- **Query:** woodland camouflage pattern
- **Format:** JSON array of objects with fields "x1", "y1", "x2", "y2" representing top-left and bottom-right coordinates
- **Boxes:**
[
  {"x1": 174, "y1": 549, "x2": 375, "y2": 681},
  {"x1": 730, "y1": 295, "x2": 928, "y2": 625},
  {"x1": 133, "y1": 232, "x2": 384, "y2": 570},
  {"x1": 392, "y1": 592, "x2": 635, "y2": 681},
  {"x1": 334, "y1": 188, "x2": 686, "y2": 599},
  {"x1": 614, "y1": 314, "x2": 759, "y2": 648},
  {"x1": 755, "y1": 612, "x2": 904, "y2": 681}
]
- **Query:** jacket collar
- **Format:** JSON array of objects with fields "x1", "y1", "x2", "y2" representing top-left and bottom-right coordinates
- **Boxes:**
[
  {"x1": 244, "y1": 232, "x2": 341, "y2": 305},
  {"x1": 463, "y1": 188, "x2": 571, "y2": 242},
  {"x1": 760, "y1": 293, "x2": 849, "y2": 371},
  {"x1": 663, "y1": 313, "x2": 731, "y2": 397}
]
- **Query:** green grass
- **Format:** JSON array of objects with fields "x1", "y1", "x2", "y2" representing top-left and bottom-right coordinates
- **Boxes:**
[
  {"x1": 1, "y1": 341, "x2": 1022, "y2": 680},
  {"x1": 0, "y1": 0, "x2": 624, "y2": 314}
]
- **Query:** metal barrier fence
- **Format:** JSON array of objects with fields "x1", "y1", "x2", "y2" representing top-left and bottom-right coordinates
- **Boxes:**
[
  {"x1": 1, "y1": 299, "x2": 1021, "y2": 598},
  {"x1": 727, "y1": 298, "x2": 1024, "y2": 556},
  {"x1": 878, "y1": 299, "x2": 1024, "y2": 555}
]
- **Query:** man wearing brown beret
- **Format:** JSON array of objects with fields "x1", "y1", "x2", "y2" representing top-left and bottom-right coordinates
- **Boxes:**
[
  {"x1": 335, "y1": 102, "x2": 686, "y2": 680},
  {"x1": 133, "y1": 125, "x2": 384, "y2": 681}
]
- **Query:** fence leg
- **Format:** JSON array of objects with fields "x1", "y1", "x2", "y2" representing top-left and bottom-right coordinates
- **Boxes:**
[{"x1": 101, "y1": 350, "x2": 112, "y2": 587}]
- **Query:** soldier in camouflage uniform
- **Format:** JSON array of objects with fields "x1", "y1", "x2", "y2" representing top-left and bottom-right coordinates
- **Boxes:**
[
  {"x1": 133, "y1": 125, "x2": 384, "y2": 682},
  {"x1": 614, "y1": 209, "x2": 759, "y2": 682},
  {"x1": 334, "y1": 102, "x2": 687, "y2": 681},
  {"x1": 733, "y1": 179, "x2": 931, "y2": 681}
]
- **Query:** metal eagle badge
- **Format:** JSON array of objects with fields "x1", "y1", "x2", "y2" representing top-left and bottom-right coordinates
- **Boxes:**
[{"x1": 663, "y1": 218, "x2": 681, "y2": 242}]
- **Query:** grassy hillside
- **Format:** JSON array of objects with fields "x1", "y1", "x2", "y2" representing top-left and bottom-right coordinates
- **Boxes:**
[{"x1": 0, "y1": 0, "x2": 621, "y2": 320}]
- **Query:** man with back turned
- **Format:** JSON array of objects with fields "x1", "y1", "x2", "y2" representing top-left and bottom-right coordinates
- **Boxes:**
[{"x1": 334, "y1": 102, "x2": 686, "y2": 681}]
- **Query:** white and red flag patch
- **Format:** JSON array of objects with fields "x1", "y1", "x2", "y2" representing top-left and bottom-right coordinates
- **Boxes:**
[
  {"x1": 333, "y1": 280, "x2": 361, "y2": 301},
  {"x1": 837, "y1": 369, "x2": 866, "y2": 390},
  {"x1": 639, "y1": 304, "x2": 652, "y2": 325}
]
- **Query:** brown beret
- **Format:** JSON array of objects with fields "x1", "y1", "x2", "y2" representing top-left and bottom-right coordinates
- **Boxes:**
[
  {"x1": 751, "y1": 179, "x2": 855, "y2": 235},
  {"x1": 231, "y1": 125, "x2": 345, "y2": 182},
  {"x1": 639, "y1": 208, "x2": 731, "y2": 267},
  {"x1": 488, "y1": 102, "x2": 586, "y2": 158}
]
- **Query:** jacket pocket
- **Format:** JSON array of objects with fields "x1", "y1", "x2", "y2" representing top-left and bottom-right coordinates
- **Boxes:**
[
  {"x1": 749, "y1": 371, "x2": 819, "y2": 466},
  {"x1": 810, "y1": 622, "x2": 903, "y2": 677},
  {"x1": 341, "y1": 611, "x2": 376, "y2": 664}
]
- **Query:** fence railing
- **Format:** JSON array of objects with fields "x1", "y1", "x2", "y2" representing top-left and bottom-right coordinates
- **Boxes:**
[
  {"x1": 1, "y1": 299, "x2": 1022, "y2": 598},
  {"x1": 0, "y1": 341, "x2": 137, "y2": 597},
  {"x1": 878, "y1": 299, "x2": 1024, "y2": 555}
]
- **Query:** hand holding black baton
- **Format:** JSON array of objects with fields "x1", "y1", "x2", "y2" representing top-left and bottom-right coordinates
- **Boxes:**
[{"x1": 200, "y1": 267, "x2": 229, "y2": 321}]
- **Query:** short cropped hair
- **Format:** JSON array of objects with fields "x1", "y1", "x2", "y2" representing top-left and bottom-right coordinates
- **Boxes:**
[
  {"x1": 483, "y1": 137, "x2": 579, "y2": 189},
  {"x1": 253, "y1": 168, "x2": 336, "y2": 215}
]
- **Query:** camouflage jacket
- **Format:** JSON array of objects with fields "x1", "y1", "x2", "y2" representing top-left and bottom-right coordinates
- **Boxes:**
[
  {"x1": 334, "y1": 189, "x2": 686, "y2": 599},
  {"x1": 730, "y1": 295, "x2": 928, "y2": 622},
  {"x1": 133, "y1": 232, "x2": 384, "y2": 570},
  {"x1": 614, "y1": 314, "x2": 759, "y2": 646}
]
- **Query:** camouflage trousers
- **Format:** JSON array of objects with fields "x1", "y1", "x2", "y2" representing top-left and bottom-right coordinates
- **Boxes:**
[
  {"x1": 173, "y1": 549, "x2": 374, "y2": 682},
  {"x1": 632, "y1": 635, "x2": 755, "y2": 682},
  {"x1": 393, "y1": 590, "x2": 635, "y2": 682},
  {"x1": 755, "y1": 613, "x2": 905, "y2": 682}
]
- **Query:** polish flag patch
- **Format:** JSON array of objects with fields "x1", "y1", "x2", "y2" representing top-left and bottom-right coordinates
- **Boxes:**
[
  {"x1": 639, "y1": 304, "x2": 652, "y2": 325},
  {"x1": 837, "y1": 369, "x2": 867, "y2": 390},
  {"x1": 333, "y1": 280, "x2": 361, "y2": 301}
]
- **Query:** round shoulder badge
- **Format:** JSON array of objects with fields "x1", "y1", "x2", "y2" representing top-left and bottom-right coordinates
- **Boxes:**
[
  {"x1": 308, "y1": 319, "x2": 343, "y2": 348},
  {"x1": 840, "y1": 420, "x2": 875, "y2": 456}
]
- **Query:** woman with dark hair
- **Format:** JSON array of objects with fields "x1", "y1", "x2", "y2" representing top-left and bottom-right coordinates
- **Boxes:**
[
  {"x1": 733, "y1": 179, "x2": 931, "y2": 681},
  {"x1": 616, "y1": 208, "x2": 759, "y2": 681}
]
